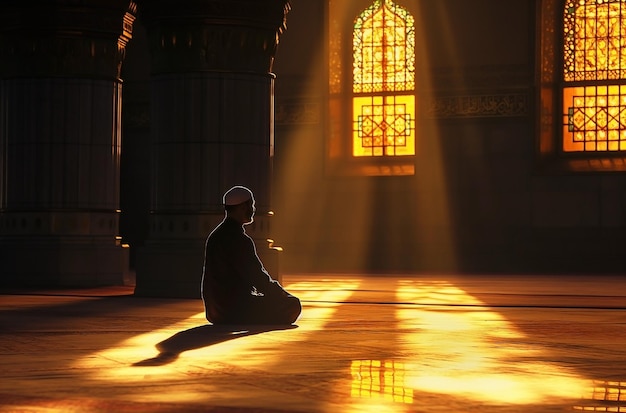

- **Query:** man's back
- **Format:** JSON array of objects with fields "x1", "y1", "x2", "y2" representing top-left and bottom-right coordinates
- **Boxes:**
[{"x1": 202, "y1": 217, "x2": 257, "y2": 311}]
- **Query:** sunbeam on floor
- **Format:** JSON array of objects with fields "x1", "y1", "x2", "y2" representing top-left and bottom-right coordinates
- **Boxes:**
[{"x1": 2, "y1": 274, "x2": 626, "y2": 413}]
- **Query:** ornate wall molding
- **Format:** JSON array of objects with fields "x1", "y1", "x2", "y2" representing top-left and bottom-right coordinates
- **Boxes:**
[
  {"x1": 143, "y1": 25, "x2": 284, "y2": 74},
  {"x1": 276, "y1": 65, "x2": 532, "y2": 124},
  {"x1": 276, "y1": 90, "x2": 529, "y2": 126},
  {"x1": 425, "y1": 92, "x2": 529, "y2": 119},
  {"x1": 425, "y1": 65, "x2": 532, "y2": 117},
  {"x1": 138, "y1": 0, "x2": 291, "y2": 74},
  {"x1": 0, "y1": 1, "x2": 136, "y2": 79}
]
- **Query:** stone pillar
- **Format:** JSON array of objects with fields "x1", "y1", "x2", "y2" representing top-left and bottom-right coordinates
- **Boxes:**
[
  {"x1": 0, "y1": 1, "x2": 136, "y2": 287},
  {"x1": 134, "y1": 0, "x2": 289, "y2": 297}
]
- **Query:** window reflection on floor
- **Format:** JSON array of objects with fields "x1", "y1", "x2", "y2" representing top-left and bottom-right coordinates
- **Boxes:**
[
  {"x1": 351, "y1": 360, "x2": 413, "y2": 404},
  {"x1": 573, "y1": 380, "x2": 626, "y2": 411},
  {"x1": 66, "y1": 277, "x2": 623, "y2": 411}
]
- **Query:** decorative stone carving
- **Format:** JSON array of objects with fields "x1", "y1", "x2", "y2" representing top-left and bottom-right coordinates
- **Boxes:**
[
  {"x1": 138, "y1": 0, "x2": 290, "y2": 74},
  {"x1": 426, "y1": 93, "x2": 529, "y2": 119},
  {"x1": 0, "y1": 1, "x2": 136, "y2": 79}
]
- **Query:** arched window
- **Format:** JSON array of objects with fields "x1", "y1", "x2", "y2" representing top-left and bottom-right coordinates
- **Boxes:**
[
  {"x1": 562, "y1": 0, "x2": 626, "y2": 152},
  {"x1": 328, "y1": 0, "x2": 416, "y2": 175},
  {"x1": 352, "y1": 0, "x2": 415, "y2": 157}
]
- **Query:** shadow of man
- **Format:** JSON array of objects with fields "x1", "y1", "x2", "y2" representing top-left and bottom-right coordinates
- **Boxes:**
[{"x1": 133, "y1": 324, "x2": 298, "y2": 366}]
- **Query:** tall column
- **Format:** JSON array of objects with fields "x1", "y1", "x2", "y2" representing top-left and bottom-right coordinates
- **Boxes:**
[
  {"x1": 135, "y1": 0, "x2": 290, "y2": 297},
  {"x1": 0, "y1": 1, "x2": 136, "y2": 287}
]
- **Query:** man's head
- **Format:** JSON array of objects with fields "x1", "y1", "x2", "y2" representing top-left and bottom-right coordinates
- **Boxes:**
[{"x1": 223, "y1": 186, "x2": 255, "y2": 225}]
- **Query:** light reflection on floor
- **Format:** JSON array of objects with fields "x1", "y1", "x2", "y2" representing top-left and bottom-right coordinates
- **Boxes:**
[
  {"x1": 73, "y1": 279, "x2": 362, "y2": 405},
  {"x1": 395, "y1": 280, "x2": 588, "y2": 404},
  {"x1": 63, "y1": 277, "x2": 626, "y2": 411},
  {"x1": 351, "y1": 359, "x2": 413, "y2": 403},
  {"x1": 573, "y1": 381, "x2": 626, "y2": 412}
]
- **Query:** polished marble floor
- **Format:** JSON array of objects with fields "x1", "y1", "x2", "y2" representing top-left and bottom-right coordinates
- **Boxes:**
[{"x1": 1, "y1": 274, "x2": 625, "y2": 412}]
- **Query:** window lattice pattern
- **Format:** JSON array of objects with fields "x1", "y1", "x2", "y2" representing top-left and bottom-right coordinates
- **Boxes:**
[
  {"x1": 350, "y1": 360, "x2": 414, "y2": 404},
  {"x1": 564, "y1": 0, "x2": 626, "y2": 81},
  {"x1": 564, "y1": 85, "x2": 626, "y2": 151},
  {"x1": 573, "y1": 380, "x2": 626, "y2": 411},
  {"x1": 353, "y1": 0, "x2": 415, "y2": 93},
  {"x1": 329, "y1": 0, "x2": 343, "y2": 95},
  {"x1": 354, "y1": 96, "x2": 414, "y2": 156},
  {"x1": 562, "y1": 0, "x2": 626, "y2": 152},
  {"x1": 352, "y1": 0, "x2": 415, "y2": 157}
]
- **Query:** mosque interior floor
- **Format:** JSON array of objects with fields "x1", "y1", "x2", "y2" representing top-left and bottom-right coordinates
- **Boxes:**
[{"x1": 1, "y1": 273, "x2": 626, "y2": 413}]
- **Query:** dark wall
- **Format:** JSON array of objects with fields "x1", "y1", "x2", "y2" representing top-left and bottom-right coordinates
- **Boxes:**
[
  {"x1": 121, "y1": 18, "x2": 151, "y2": 268},
  {"x1": 269, "y1": 0, "x2": 626, "y2": 274}
]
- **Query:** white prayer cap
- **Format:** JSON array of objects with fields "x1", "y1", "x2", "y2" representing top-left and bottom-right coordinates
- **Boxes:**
[{"x1": 223, "y1": 186, "x2": 254, "y2": 206}]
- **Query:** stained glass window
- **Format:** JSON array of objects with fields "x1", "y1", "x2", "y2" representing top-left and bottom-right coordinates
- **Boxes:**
[
  {"x1": 352, "y1": 0, "x2": 415, "y2": 157},
  {"x1": 562, "y1": 0, "x2": 626, "y2": 152}
]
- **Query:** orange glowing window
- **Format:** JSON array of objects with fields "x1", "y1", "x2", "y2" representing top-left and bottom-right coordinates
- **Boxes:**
[
  {"x1": 562, "y1": 0, "x2": 626, "y2": 152},
  {"x1": 352, "y1": 0, "x2": 415, "y2": 157}
]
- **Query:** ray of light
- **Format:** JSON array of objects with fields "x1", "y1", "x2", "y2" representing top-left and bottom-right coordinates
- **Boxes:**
[
  {"x1": 395, "y1": 280, "x2": 588, "y2": 405},
  {"x1": 409, "y1": 1, "x2": 459, "y2": 271},
  {"x1": 274, "y1": 0, "x2": 460, "y2": 273},
  {"x1": 71, "y1": 279, "x2": 361, "y2": 405}
]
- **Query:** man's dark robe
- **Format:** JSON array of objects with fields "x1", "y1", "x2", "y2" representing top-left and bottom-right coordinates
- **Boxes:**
[{"x1": 202, "y1": 217, "x2": 301, "y2": 325}]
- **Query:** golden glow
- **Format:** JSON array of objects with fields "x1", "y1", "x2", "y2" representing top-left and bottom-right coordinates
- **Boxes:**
[
  {"x1": 40, "y1": 277, "x2": 613, "y2": 412},
  {"x1": 329, "y1": 0, "x2": 343, "y2": 95},
  {"x1": 563, "y1": 85, "x2": 626, "y2": 151},
  {"x1": 353, "y1": 95, "x2": 415, "y2": 156},
  {"x1": 573, "y1": 380, "x2": 626, "y2": 411},
  {"x1": 564, "y1": 1, "x2": 626, "y2": 81},
  {"x1": 562, "y1": 0, "x2": 626, "y2": 152},
  {"x1": 396, "y1": 280, "x2": 588, "y2": 404},
  {"x1": 72, "y1": 279, "x2": 361, "y2": 403},
  {"x1": 353, "y1": 0, "x2": 415, "y2": 93},
  {"x1": 351, "y1": 360, "x2": 413, "y2": 404},
  {"x1": 351, "y1": 0, "x2": 415, "y2": 158}
]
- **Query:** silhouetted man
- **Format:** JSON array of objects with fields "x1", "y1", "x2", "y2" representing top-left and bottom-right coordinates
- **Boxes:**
[{"x1": 201, "y1": 186, "x2": 301, "y2": 325}]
